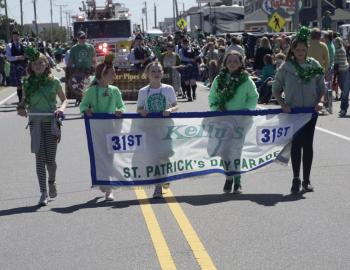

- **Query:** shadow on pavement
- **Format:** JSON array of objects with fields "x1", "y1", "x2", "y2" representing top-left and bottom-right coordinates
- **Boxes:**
[
  {"x1": 0, "y1": 205, "x2": 42, "y2": 216},
  {"x1": 49, "y1": 192, "x2": 306, "y2": 214}
]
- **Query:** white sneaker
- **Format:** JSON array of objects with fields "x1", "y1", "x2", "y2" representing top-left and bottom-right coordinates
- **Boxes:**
[
  {"x1": 105, "y1": 191, "x2": 115, "y2": 201},
  {"x1": 153, "y1": 185, "x2": 163, "y2": 199},
  {"x1": 38, "y1": 192, "x2": 48, "y2": 206}
]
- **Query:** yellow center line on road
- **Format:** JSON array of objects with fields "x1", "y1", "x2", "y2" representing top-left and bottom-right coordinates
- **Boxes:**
[
  {"x1": 134, "y1": 189, "x2": 177, "y2": 270},
  {"x1": 164, "y1": 189, "x2": 217, "y2": 270}
]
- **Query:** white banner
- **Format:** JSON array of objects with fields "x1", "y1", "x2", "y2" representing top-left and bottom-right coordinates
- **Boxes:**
[{"x1": 84, "y1": 109, "x2": 315, "y2": 187}]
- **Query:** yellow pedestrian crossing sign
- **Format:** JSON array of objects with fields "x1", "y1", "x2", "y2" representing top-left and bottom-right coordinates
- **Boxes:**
[
  {"x1": 177, "y1": 18, "x2": 187, "y2": 30},
  {"x1": 268, "y1": 12, "x2": 286, "y2": 32}
]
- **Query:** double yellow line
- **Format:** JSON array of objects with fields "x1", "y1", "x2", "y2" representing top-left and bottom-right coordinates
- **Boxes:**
[{"x1": 135, "y1": 189, "x2": 217, "y2": 270}]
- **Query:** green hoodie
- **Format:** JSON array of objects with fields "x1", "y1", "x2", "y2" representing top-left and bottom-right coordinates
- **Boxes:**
[{"x1": 208, "y1": 74, "x2": 258, "y2": 111}]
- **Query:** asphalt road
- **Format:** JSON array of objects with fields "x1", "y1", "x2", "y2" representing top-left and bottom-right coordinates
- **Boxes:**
[{"x1": 1, "y1": 67, "x2": 350, "y2": 270}]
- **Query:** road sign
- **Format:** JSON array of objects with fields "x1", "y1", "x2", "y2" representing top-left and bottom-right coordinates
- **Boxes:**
[
  {"x1": 268, "y1": 12, "x2": 286, "y2": 32},
  {"x1": 177, "y1": 18, "x2": 187, "y2": 30}
]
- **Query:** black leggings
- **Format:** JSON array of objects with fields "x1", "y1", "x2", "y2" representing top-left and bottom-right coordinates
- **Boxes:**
[{"x1": 291, "y1": 116, "x2": 318, "y2": 181}]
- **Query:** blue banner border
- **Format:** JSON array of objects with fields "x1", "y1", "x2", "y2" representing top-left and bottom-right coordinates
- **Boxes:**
[{"x1": 84, "y1": 108, "x2": 316, "y2": 186}]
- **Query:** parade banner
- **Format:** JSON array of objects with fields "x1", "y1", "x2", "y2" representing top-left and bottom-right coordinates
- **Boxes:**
[{"x1": 84, "y1": 108, "x2": 316, "y2": 187}]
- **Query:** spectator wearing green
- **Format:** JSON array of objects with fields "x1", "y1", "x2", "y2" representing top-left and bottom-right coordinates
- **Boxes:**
[
  {"x1": 68, "y1": 31, "x2": 96, "y2": 70},
  {"x1": 324, "y1": 31, "x2": 335, "y2": 69}
]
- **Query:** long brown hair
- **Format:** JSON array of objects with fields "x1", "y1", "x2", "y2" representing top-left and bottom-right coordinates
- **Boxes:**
[
  {"x1": 95, "y1": 62, "x2": 115, "y2": 81},
  {"x1": 221, "y1": 51, "x2": 246, "y2": 74},
  {"x1": 286, "y1": 39, "x2": 308, "y2": 62}
]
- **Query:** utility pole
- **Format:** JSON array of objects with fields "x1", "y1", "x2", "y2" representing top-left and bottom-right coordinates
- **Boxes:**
[
  {"x1": 4, "y1": 0, "x2": 10, "y2": 42},
  {"x1": 55, "y1": 4, "x2": 68, "y2": 27},
  {"x1": 293, "y1": 0, "x2": 299, "y2": 31},
  {"x1": 142, "y1": 17, "x2": 144, "y2": 32},
  {"x1": 50, "y1": 0, "x2": 54, "y2": 42},
  {"x1": 20, "y1": 0, "x2": 24, "y2": 35},
  {"x1": 33, "y1": 0, "x2": 39, "y2": 39},
  {"x1": 317, "y1": 0, "x2": 322, "y2": 29},
  {"x1": 198, "y1": 1, "x2": 203, "y2": 32},
  {"x1": 144, "y1": 1, "x2": 148, "y2": 31},
  {"x1": 64, "y1": 10, "x2": 74, "y2": 39},
  {"x1": 174, "y1": 0, "x2": 179, "y2": 18},
  {"x1": 173, "y1": 0, "x2": 176, "y2": 32},
  {"x1": 65, "y1": 10, "x2": 69, "y2": 39},
  {"x1": 154, "y1": 2, "x2": 157, "y2": 29}
]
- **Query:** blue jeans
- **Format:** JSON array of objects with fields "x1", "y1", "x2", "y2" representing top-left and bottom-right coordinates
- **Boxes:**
[{"x1": 339, "y1": 68, "x2": 350, "y2": 111}]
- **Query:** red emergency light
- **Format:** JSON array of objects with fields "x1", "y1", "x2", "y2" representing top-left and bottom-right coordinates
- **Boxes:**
[{"x1": 97, "y1": 43, "x2": 109, "y2": 54}]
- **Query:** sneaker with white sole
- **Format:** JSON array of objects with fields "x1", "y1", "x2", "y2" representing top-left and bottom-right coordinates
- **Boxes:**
[
  {"x1": 38, "y1": 192, "x2": 48, "y2": 206},
  {"x1": 49, "y1": 182, "x2": 57, "y2": 198},
  {"x1": 153, "y1": 185, "x2": 163, "y2": 199},
  {"x1": 105, "y1": 191, "x2": 115, "y2": 201},
  {"x1": 223, "y1": 180, "x2": 233, "y2": 193},
  {"x1": 233, "y1": 184, "x2": 242, "y2": 194},
  {"x1": 302, "y1": 181, "x2": 314, "y2": 192}
]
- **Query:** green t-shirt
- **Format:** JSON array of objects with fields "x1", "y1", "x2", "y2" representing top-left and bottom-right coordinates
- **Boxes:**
[
  {"x1": 26, "y1": 77, "x2": 61, "y2": 112},
  {"x1": 209, "y1": 75, "x2": 259, "y2": 111},
  {"x1": 69, "y1": 43, "x2": 95, "y2": 69},
  {"x1": 79, "y1": 84, "x2": 126, "y2": 113}
]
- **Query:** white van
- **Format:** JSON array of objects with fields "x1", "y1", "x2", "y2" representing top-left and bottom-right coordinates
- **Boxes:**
[
  {"x1": 338, "y1": 24, "x2": 350, "y2": 40},
  {"x1": 145, "y1": 29, "x2": 163, "y2": 39}
]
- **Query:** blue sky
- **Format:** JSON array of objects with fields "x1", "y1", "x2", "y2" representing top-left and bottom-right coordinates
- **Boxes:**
[{"x1": 4, "y1": 0, "x2": 198, "y2": 28}]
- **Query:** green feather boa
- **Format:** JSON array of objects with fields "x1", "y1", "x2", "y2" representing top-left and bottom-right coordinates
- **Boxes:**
[
  {"x1": 290, "y1": 58, "x2": 324, "y2": 84},
  {"x1": 23, "y1": 74, "x2": 53, "y2": 104},
  {"x1": 211, "y1": 68, "x2": 249, "y2": 111}
]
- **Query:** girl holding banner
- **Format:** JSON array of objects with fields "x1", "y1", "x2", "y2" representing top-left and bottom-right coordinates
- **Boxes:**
[
  {"x1": 208, "y1": 51, "x2": 259, "y2": 194},
  {"x1": 17, "y1": 47, "x2": 68, "y2": 206},
  {"x1": 137, "y1": 61, "x2": 178, "y2": 199},
  {"x1": 80, "y1": 54, "x2": 126, "y2": 201},
  {"x1": 272, "y1": 27, "x2": 326, "y2": 194}
]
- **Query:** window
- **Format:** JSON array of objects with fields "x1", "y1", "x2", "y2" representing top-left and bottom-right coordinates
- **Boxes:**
[{"x1": 303, "y1": 0, "x2": 312, "y2": 8}]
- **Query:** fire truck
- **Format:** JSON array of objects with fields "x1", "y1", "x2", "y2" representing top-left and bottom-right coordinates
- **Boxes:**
[{"x1": 69, "y1": 0, "x2": 147, "y2": 100}]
